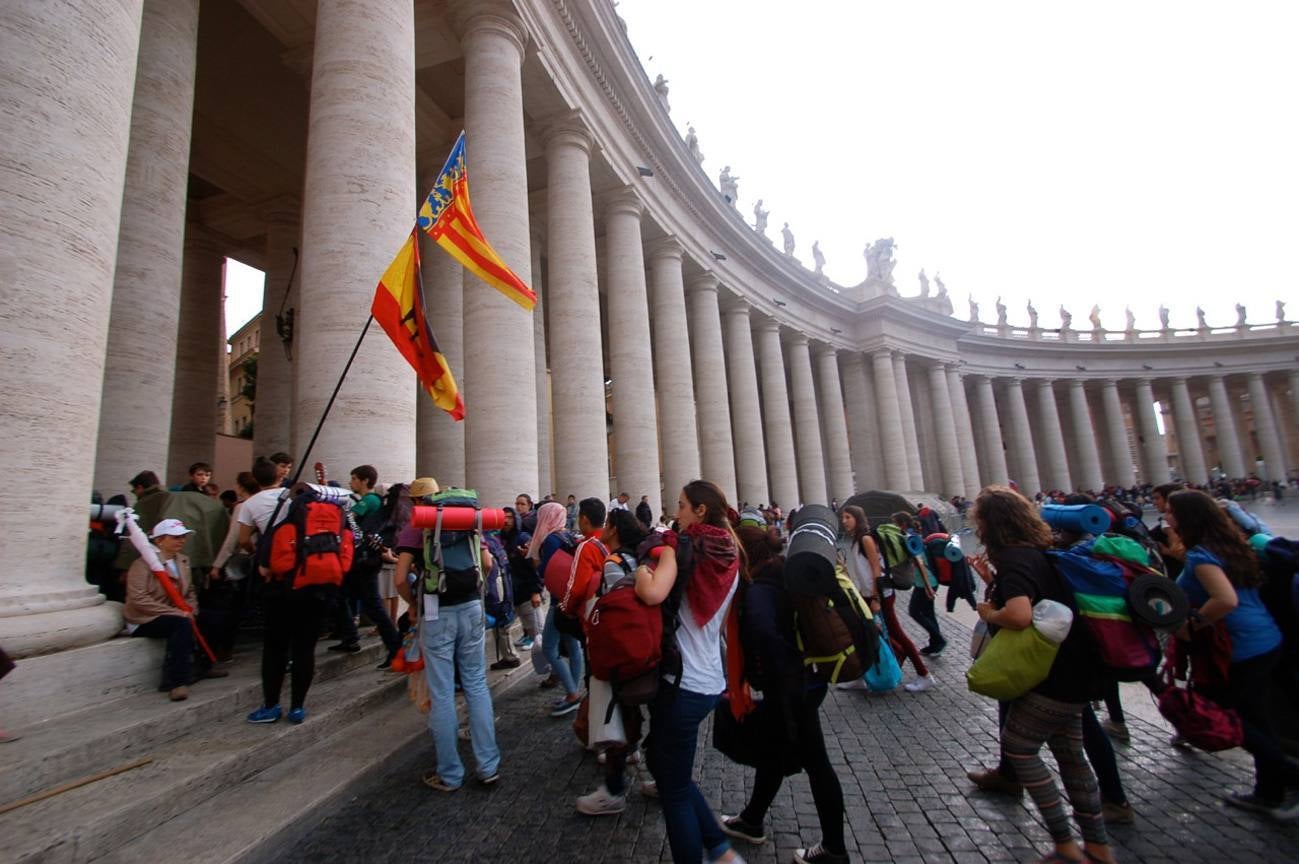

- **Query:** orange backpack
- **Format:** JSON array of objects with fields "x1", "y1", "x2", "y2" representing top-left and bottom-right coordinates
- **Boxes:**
[{"x1": 269, "y1": 493, "x2": 353, "y2": 588}]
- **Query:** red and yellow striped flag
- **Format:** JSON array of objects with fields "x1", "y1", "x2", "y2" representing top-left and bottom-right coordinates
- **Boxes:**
[
  {"x1": 370, "y1": 228, "x2": 465, "y2": 420},
  {"x1": 417, "y1": 132, "x2": 536, "y2": 311}
]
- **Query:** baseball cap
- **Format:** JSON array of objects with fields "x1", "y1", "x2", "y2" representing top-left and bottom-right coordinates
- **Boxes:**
[{"x1": 149, "y1": 519, "x2": 193, "y2": 539}]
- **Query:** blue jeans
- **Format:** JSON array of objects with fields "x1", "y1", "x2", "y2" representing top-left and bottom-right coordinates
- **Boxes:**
[
  {"x1": 420, "y1": 600, "x2": 500, "y2": 787},
  {"x1": 647, "y1": 687, "x2": 731, "y2": 863},
  {"x1": 542, "y1": 605, "x2": 584, "y2": 697}
]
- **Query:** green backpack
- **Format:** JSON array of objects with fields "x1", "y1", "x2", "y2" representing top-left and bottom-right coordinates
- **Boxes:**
[{"x1": 419, "y1": 487, "x2": 483, "y2": 597}]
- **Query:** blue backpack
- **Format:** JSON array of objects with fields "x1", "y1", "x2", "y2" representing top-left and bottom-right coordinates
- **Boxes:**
[{"x1": 483, "y1": 533, "x2": 515, "y2": 629}]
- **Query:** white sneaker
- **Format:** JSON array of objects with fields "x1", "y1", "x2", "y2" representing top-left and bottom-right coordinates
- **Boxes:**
[
  {"x1": 640, "y1": 779, "x2": 658, "y2": 799},
  {"x1": 835, "y1": 678, "x2": 867, "y2": 691},
  {"x1": 576, "y1": 783, "x2": 626, "y2": 816},
  {"x1": 904, "y1": 674, "x2": 935, "y2": 692}
]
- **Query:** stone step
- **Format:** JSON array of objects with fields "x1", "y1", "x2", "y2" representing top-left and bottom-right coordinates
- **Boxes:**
[
  {"x1": 101, "y1": 658, "x2": 533, "y2": 864},
  {"x1": 0, "y1": 647, "x2": 405, "y2": 864},
  {"x1": 0, "y1": 637, "x2": 388, "y2": 804}
]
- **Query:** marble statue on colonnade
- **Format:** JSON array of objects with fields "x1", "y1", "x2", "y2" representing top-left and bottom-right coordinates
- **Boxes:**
[
  {"x1": 719, "y1": 165, "x2": 738, "y2": 206},
  {"x1": 1089, "y1": 304, "x2": 1102, "y2": 330},
  {"x1": 685, "y1": 125, "x2": 704, "y2": 163},
  {"x1": 753, "y1": 199, "x2": 768, "y2": 236},
  {"x1": 1159, "y1": 305, "x2": 1171, "y2": 330},
  {"x1": 1235, "y1": 303, "x2": 1247, "y2": 327},
  {"x1": 864, "y1": 237, "x2": 897, "y2": 284},
  {"x1": 1027, "y1": 300, "x2": 1039, "y2": 330},
  {"x1": 1278, "y1": 300, "x2": 1287, "y2": 322},
  {"x1": 995, "y1": 296, "x2": 1008, "y2": 327},
  {"x1": 1196, "y1": 306, "x2": 1208, "y2": 330},
  {"x1": 654, "y1": 74, "x2": 670, "y2": 113},
  {"x1": 918, "y1": 268, "x2": 930, "y2": 296},
  {"x1": 1059, "y1": 304, "x2": 1072, "y2": 329},
  {"x1": 1125, "y1": 306, "x2": 1136, "y2": 333},
  {"x1": 782, "y1": 222, "x2": 795, "y2": 256},
  {"x1": 812, "y1": 242, "x2": 826, "y2": 275},
  {"x1": 968, "y1": 295, "x2": 979, "y2": 322},
  {"x1": 934, "y1": 273, "x2": 947, "y2": 298}
]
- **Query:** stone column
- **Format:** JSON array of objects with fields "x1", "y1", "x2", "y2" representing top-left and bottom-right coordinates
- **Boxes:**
[
  {"x1": 1133, "y1": 379, "x2": 1171, "y2": 484},
  {"x1": 254, "y1": 205, "x2": 300, "y2": 459},
  {"x1": 415, "y1": 228, "x2": 466, "y2": 486},
  {"x1": 649, "y1": 239, "x2": 701, "y2": 506},
  {"x1": 947, "y1": 367, "x2": 982, "y2": 497},
  {"x1": 721, "y1": 298, "x2": 768, "y2": 506},
  {"x1": 787, "y1": 336, "x2": 828, "y2": 505},
  {"x1": 841, "y1": 353, "x2": 883, "y2": 491},
  {"x1": 1207, "y1": 376, "x2": 1247, "y2": 478},
  {"x1": 892, "y1": 353, "x2": 925, "y2": 488},
  {"x1": 1247, "y1": 372, "x2": 1288, "y2": 483},
  {"x1": 816, "y1": 346, "x2": 856, "y2": 503},
  {"x1": 1066, "y1": 380, "x2": 1104, "y2": 492},
  {"x1": 691, "y1": 272, "x2": 743, "y2": 498},
  {"x1": 541, "y1": 122, "x2": 606, "y2": 499},
  {"x1": 167, "y1": 234, "x2": 226, "y2": 481},
  {"x1": 1169, "y1": 378, "x2": 1207, "y2": 485},
  {"x1": 1003, "y1": 379, "x2": 1042, "y2": 495},
  {"x1": 971, "y1": 376, "x2": 1009, "y2": 486},
  {"x1": 872, "y1": 350, "x2": 911, "y2": 490},
  {"x1": 604, "y1": 191, "x2": 661, "y2": 504},
  {"x1": 1032, "y1": 380, "x2": 1072, "y2": 492},
  {"x1": 756, "y1": 320, "x2": 800, "y2": 509},
  {"x1": 296, "y1": 0, "x2": 416, "y2": 485},
  {"x1": 93, "y1": 0, "x2": 200, "y2": 499},
  {"x1": 531, "y1": 235, "x2": 552, "y2": 497},
  {"x1": 0, "y1": 0, "x2": 144, "y2": 656},
  {"x1": 927, "y1": 363, "x2": 965, "y2": 496},
  {"x1": 1099, "y1": 381, "x2": 1135, "y2": 487},
  {"x1": 455, "y1": 3, "x2": 536, "y2": 504}
]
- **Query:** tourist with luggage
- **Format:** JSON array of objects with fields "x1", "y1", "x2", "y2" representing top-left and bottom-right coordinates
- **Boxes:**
[
  {"x1": 858, "y1": 510, "x2": 935, "y2": 691},
  {"x1": 1167, "y1": 489, "x2": 1299, "y2": 819},
  {"x1": 634, "y1": 480, "x2": 744, "y2": 864},
  {"x1": 968, "y1": 485, "x2": 1115, "y2": 863},
  {"x1": 529, "y1": 500, "x2": 589, "y2": 716}
]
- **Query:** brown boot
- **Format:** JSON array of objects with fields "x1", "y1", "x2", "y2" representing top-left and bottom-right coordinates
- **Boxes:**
[
  {"x1": 169, "y1": 686, "x2": 189, "y2": 702},
  {"x1": 967, "y1": 768, "x2": 1023, "y2": 797}
]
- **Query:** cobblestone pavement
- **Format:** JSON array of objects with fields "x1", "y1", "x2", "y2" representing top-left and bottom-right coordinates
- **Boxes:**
[{"x1": 282, "y1": 608, "x2": 1298, "y2": 864}]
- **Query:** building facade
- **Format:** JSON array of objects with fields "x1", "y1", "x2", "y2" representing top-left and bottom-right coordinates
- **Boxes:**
[{"x1": 2, "y1": 0, "x2": 1297, "y2": 660}]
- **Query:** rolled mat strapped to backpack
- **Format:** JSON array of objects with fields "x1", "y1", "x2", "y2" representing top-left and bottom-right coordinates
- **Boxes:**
[{"x1": 1041, "y1": 504, "x2": 1113, "y2": 536}]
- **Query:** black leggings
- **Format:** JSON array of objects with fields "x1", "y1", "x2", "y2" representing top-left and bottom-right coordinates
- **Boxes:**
[
  {"x1": 1210, "y1": 649, "x2": 1299, "y2": 802},
  {"x1": 741, "y1": 686, "x2": 845, "y2": 855},
  {"x1": 261, "y1": 583, "x2": 336, "y2": 710}
]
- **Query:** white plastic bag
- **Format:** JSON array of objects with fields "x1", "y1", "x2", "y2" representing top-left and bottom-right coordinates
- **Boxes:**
[
  {"x1": 1032, "y1": 599, "x2": 1074, "y2": 645},
  {"x1": 587, "y1": 677, "x2": 626, "y2": 747}
]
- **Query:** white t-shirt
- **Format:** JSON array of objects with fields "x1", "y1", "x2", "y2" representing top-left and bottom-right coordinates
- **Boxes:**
[
  {"x1": 608, "y1": 498, "x2": 629, "y2": 512},
  {"x1": 236, "y1": 488, "x2": 292, "y2": 534},
  {"x1": 674, "y1": 576, "x2": 739, "y2": 696}
]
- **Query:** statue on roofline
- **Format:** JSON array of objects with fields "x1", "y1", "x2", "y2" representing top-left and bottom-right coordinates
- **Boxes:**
[
  {"x1": 968, "y1": 295, "x2": 980, "y2": 322},
  {"x1": 653, "y1": 74, "x2": 670, "y2": 113},
  {"x1": 782, "y1": 222, "x2": 795, "y2": 256},
  {"x1": 752, "y1": 199, "x2": 768, "y2": 236},
  {"x1": 864, "y1": 238, "x2": 896, "y2": 285},
  {"x1": 812, "y1": 241, "x2": 826, "y2": 275},
  {"x1": 995, "y1": 296, "x2": 1008, "y2": 327},
  {"x1": 917, "y1": 269, "x2": 930, "y2": 297}
]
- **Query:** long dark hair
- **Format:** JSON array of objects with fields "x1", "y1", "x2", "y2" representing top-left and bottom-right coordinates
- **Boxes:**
[
  {"x1": 841, "y1": 505, "x2": 871, "y2": 546},
  {"x1": 1167, "y1": 490, "x2": 1260, "y2": 587},
  {"x1": 605, "y1": 508, "x2": 648, "y2": 552},
  {"x1": 973, "y1": 485, "x2": 1052, "y2": 558},
  {"x1": 737, "y1": 524, "x2": 784, "y2": 583}
]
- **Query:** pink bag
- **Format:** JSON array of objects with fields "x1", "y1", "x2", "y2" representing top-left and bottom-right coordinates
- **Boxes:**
[{"x1": 1156, "y1": 639, "x2": 1243, "y2": 752}]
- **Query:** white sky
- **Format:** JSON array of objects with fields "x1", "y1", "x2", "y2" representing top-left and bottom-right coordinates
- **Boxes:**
[{"x1": 229, "y1": 0, "x2": 1299, "y2": 337}]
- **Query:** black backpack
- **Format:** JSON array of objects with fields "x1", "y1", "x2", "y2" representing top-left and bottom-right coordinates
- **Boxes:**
[{"x1": 353, "y1": 490, "x2": 400, "y2": 569}]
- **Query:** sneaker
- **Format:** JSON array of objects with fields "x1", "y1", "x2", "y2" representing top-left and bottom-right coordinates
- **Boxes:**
[
  {"x1": 288, "y1": 707, "x2": 307, "y2": 725},
  {"x1": 490, "y1": 657, "x2": 522, "y2": 671},
  {"x1": 328, "y1": 642, "x2": 361, "y2": 653},
  {"x1": 1170, "y1": 733, "x2": 1192, "y2": 749},
  {"x1": 1224, "y1": 791, "x2": 1281, "y2": 815},
  {"x1": 422, "y1": 771, "x2": 460, "y2": 793},
  {"x1": 920, "y1": 642, "x2": 947, "y2": 656},
  {"x1": 967, "y1": 768, "x2": 1023, "y2": 797},
  {"x1": 639, "y1": 779, "x2": 658, "y2": 799},
  {"x1": 904, "y1": 674, "x2": 935, "y2": 692},
  {"x1": 168, "y1": 686, "x2": 189, "y2": 702},
  {"x1": 246, "y1": 705, "x2": 282, "y2": 724},
  {"x1": 793, "y1": 842, "x2": 848, "y2": 863},
  {"x1": 377, "y1": 648, "x2": 399, "y2": 670},
  {"x1": 1102, "y1": 719, "x2": 1130, "y2": 743},
  {"x1": 539, "y1": 673, "x2": 559, "y2": 689},
  {"x1": 550, "y1": 696, "x2": 582, "y2": 717},
  {"x1": 576, "y1": 783, "x2": 627, "y2": 816},
  {"x1": 1102, "y1": 800, "x2": 1135, "y2": 824},
  {"x1": 720, "y1": 814, "x2": 767, "y2": 844},
  {"x1": 516, "y1": 635, "x2": 535, "y2": 650},
  {"x1": 1274, "y1": 790, "x2": 1299, "y2": 821},
  {"x1": 479, "y1": 771, "x2": 500, "y2": 786},
  {"x1": 834, "y1": 678, "x2": 868, "y2": 691}
]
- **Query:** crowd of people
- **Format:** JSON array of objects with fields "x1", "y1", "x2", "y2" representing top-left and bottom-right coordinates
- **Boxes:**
[{"x1": 56, "y1": 452, "x2": 1299, "y2": 863}]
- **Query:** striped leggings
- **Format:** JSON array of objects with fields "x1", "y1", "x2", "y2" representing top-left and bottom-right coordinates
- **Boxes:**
[{"x1": 1002, "y1": 691, "x2": 1108, "y2": 846}]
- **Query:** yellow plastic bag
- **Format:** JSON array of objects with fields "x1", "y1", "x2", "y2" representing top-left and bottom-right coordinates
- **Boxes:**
[{"x1": 965, "y1": 625, "x2": 1059, "y2": 700}]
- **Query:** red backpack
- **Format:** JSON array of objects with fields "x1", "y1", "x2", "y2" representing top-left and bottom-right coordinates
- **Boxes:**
[
  {"x1": 586, "y1": 552, "x2": 662, "y2": 699},
  {"x1": 269, "y1": 494, "x2": 353, "y2": 588}
]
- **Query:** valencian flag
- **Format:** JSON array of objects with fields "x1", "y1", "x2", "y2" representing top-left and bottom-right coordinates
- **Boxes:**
[
  {"x1": 417, "y1": 132, "x2": 537, "y2": 310},
  {"x1": 371, "y1": 228, "x2": 465, "y2": 420}
]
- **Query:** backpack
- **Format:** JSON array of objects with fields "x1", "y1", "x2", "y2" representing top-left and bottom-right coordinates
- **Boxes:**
[
  {"x1": 587, "y1": 551, "x2": 663, "y2": 714},
  {"x1": 482, "y1": 533, "x2": 515, "y2": 629},
  {"x1": 1048, "y1": 534, "x2": 1184, "y2": 681},
  {"x1": 353, "y1": 489, "x2": 400, "y2": 569},
  {"x1": 267, "y1": 491, "x2": 353, "y2": 589},
  {"x1": 420, "y1": 488, "x2": 484, "y2": 598},
  {"x1": 541, "y1": 531, "x2": 581, "y2": 599},
  {"x1": 874, "y1": 523, "x2": 915, "y2": 589},
  {"x1": 637, "y1": 532, "x2": 696, "y2": 693}
]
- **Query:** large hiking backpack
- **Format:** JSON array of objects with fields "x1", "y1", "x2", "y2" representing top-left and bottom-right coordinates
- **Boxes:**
[
  {"x1": 787, "y1": 505, "x2": 879, "y2": 684},
  {"x1": 482, "y1": 533, "x2": 515, "y2": 629},
  {"x1": 874, "y1": 523, "x2": 916, "y2": 589},
  {"x1": 353, "y1": 489, "x2": 400, "y2": 569},
  {"x1": 541, "y1": 531, "x2": 581, "y2": 599},
  {"x1": 268, "y1": 491, "x2": 353, "y2": 588},
  {"x1": 1049, "y1": 534, "x2": 1187, "y2": 681},
  {"x1": 587, "y1": 551, "x2": 662, "y2": 709},
  {"x1": 420, "y1": 488, "x2": 484, "y2": 598},
  {"x1": 636, "y1": 532, "x2": 696, "y2": 691}
]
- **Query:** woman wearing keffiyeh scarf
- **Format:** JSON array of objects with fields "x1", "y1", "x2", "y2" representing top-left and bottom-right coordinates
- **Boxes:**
[{"x1": 634, "y1": 480, "x2": 746, "y2": 864}]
